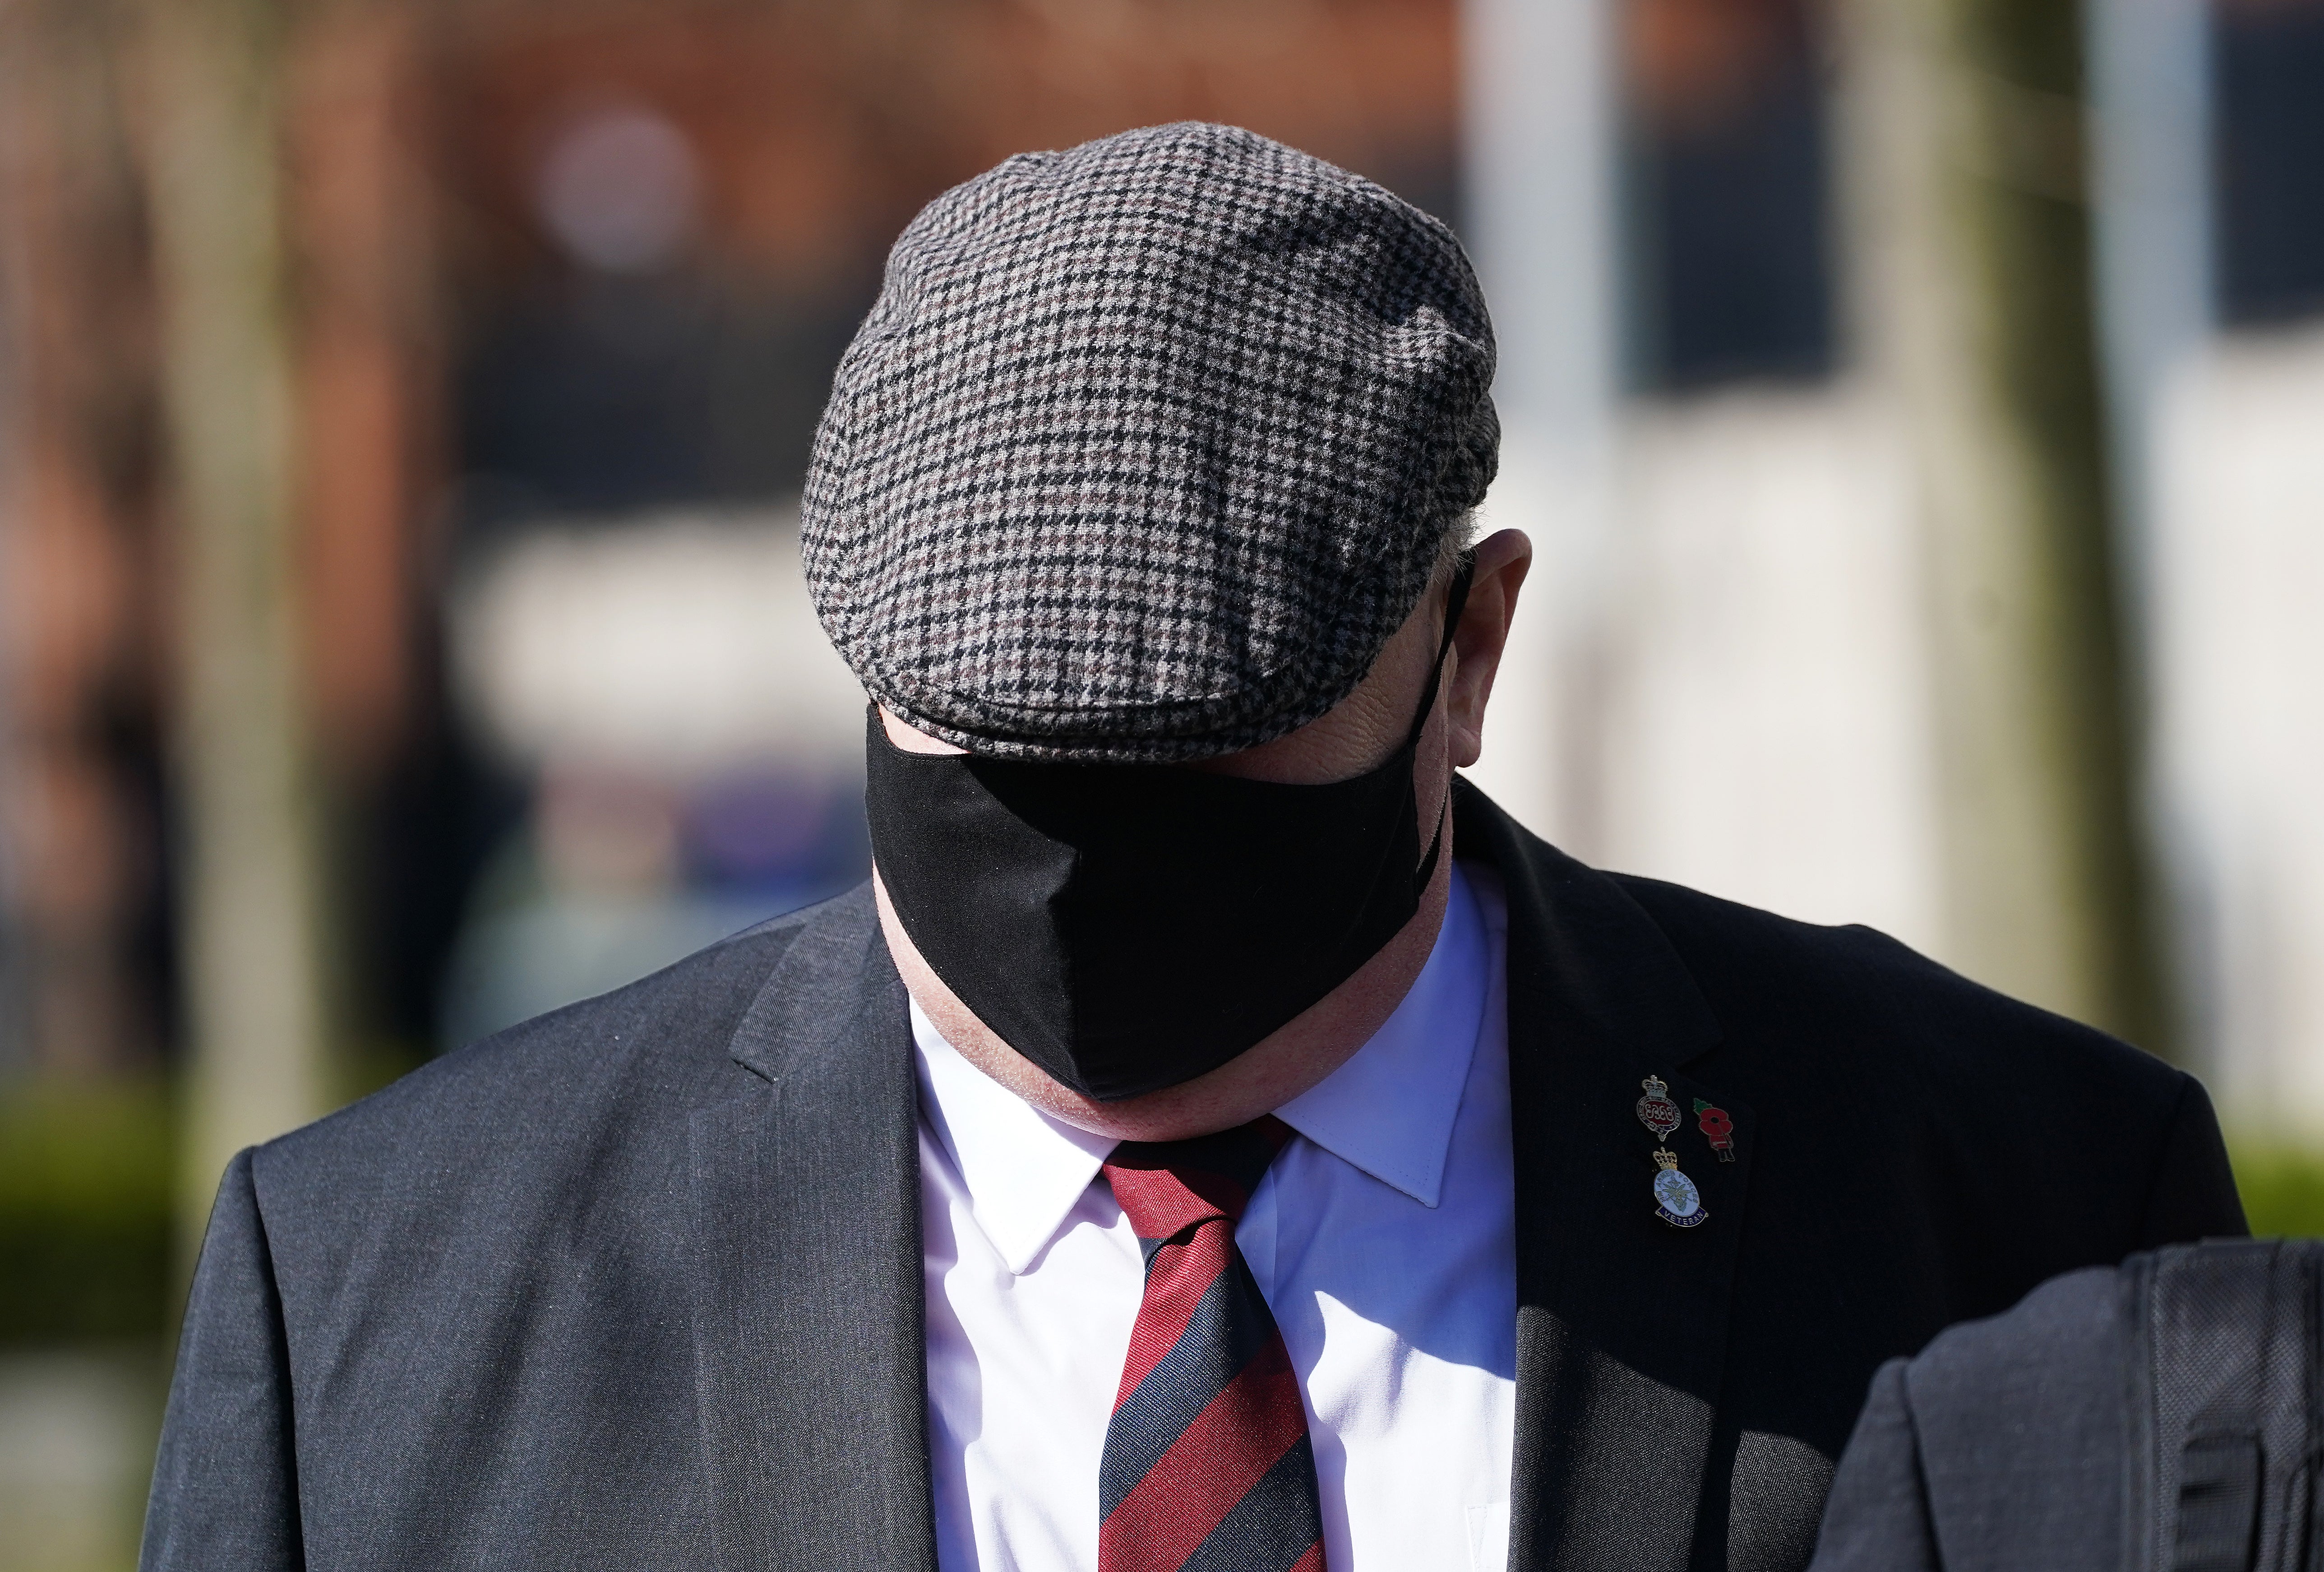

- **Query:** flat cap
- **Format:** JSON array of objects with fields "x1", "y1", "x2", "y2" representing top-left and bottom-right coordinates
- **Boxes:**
[{"x1": 802, "y1": 121, "x2": 1497, "y2": 762}]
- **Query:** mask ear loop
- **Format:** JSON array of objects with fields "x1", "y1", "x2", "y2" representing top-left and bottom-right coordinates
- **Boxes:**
[{"x1": 1405, "y1": 554, "x2": 1475, "y2": 888}]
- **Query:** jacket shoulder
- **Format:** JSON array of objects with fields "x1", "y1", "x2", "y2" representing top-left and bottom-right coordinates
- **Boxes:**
[
  {"x1": 246, "y1": 891, "x2": 845, "y2": 1198},
  {"x1": 1609, "y1": 870, "x2": 2188, "y2": 1105},
  {"x1": 1908, "y1": 1260, "x2": 2130, "y2": 1395},
  {"x1": 1603, "y1": 871, "x2": 2244, "y2": 1265}
]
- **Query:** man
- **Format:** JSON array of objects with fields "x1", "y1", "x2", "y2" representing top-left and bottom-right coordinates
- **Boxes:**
[{"x1": 143, "y1": 123, "x2": 2242, "y2": 1572}]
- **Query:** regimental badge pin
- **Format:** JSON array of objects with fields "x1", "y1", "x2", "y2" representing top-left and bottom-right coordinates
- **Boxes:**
[
  {"x1": 1651, "y1": 1149, "x2": 1709, "y2": 1229},
  {"x1": 1692, "y1": 1099, "x2": 1737, "y2": 1161},
  {"x1": 1636, "y1": 1074, "x2": 1682, "y2": 1141}
]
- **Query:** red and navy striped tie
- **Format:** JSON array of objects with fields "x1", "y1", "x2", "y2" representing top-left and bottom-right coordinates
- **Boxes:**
[{"x1": 1099, "y1": 1116, "x2": 1325, "y2": 1572}]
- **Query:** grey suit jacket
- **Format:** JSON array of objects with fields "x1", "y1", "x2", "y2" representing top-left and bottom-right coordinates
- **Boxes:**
[
  {"x1": 1811, "y1": 1242, "x2": 2324, "y2": 1572},
  {"x1": 141, "y1": 783, "x2": 2244, "y2": 1572},
  {"x1": 1807, "y1": 1265, "x2": 2138, "y2": 1572}
]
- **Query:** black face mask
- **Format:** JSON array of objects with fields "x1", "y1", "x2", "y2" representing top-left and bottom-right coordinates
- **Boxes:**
[{"x1": 865, "y1": 567, "x2": 1472, "y2": 1102}]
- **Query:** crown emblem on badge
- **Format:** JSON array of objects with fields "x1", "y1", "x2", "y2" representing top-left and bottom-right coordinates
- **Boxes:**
[
  {"x1": 1636, "y1": 1075, "x2": 1682, "y2": 1140},
  {"x1": 1649, "y1": 1146, "x2": 1709, "y2": 1228}
]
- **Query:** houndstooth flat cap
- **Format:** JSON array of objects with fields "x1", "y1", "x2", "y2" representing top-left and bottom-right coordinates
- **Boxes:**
[{"x1": 801, "y1": 121, "x2": 1498, "y2": 763}]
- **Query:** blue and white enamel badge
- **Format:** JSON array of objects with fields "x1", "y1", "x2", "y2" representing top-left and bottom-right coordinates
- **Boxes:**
[{"x1": 1651, "y1": 1148, "x2": 1708, "y2": 1229}]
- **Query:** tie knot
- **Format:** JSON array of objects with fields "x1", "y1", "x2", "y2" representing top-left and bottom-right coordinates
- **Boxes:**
[{"x1": 1102, "y1": 1115, "x2": 1294, "y2": 1244}]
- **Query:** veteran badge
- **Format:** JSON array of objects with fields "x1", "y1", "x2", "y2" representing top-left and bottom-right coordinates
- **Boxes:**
[
  {"x1": 1636, "y1": 1074, "x2": 1682, "y2": 1141},
  {"x1": 1651, "y1": 1148, "x2": 1709, "y2": 1229}
]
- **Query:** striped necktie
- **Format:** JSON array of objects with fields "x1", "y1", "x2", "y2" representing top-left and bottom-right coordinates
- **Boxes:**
[{"x1": 1099, "y1": 1116, "x2": 1325, "y2": 1572}]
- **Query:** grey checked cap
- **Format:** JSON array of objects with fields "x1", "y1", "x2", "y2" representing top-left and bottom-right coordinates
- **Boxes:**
[{"x1": 801, "y1": 121, "x2": 1498, "y2": 763}]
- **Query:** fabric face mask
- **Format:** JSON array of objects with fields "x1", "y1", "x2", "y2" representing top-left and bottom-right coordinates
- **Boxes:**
[{"x1": 864, "y1": 567, "x2": 1472, "y2": 1101}]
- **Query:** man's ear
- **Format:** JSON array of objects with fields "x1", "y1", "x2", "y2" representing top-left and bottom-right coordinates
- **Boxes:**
[{"x1": 1446, "y1": 529, "x2": 1532, "y2": 770}]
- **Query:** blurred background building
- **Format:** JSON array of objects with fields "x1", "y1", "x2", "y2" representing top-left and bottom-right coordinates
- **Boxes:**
[{"x1": 0, "y1": 0, "x2": 2320, "y2": 1565}]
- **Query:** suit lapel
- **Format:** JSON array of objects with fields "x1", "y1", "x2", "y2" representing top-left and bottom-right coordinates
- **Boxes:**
[
  {"x1": 689, "y1": 888, "x2": 938, "y2": 1572},
  {"x1": 1458, "y1": 783, "x2": 1756, "y2": 1572}
]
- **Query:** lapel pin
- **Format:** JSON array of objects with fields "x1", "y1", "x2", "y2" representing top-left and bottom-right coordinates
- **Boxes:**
[
  {"x1": 1636, "y1": 1075, "x2": 1681, "y2": 1141},
  {"x1": 1651, "y1": 1149, "x2": 1709, "y2": 1229},
  {"x1": 1692, "y1": 1099, "x2": 1736, "y2": 1161}
]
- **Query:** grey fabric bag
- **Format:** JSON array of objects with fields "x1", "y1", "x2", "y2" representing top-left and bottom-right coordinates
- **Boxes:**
[{"x1": 2131, "y1": 1239, "x2": 2323, "y2": 1572}]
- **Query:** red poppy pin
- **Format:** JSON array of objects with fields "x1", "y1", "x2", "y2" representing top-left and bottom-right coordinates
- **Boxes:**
[{"x1": 1692, "y1": 1098, "x2": 1736, "y2": 1161}]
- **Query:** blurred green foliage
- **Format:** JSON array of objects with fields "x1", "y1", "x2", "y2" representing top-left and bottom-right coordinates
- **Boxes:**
[
  {"x1": 0, "y1": 1078, "x2": 172, "y2": 1345},
  {"x1": 2227, "y1": 1137, "x2": 2324, "y2": 1239}
]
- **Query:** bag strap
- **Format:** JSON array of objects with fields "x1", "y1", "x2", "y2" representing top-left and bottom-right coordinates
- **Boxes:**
[{"x1": 2128, "y1": 1240, "x2": 2319, "y2": 1572}]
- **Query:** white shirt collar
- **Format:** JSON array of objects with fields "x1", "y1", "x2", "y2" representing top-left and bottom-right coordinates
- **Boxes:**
[{"x1": 910, "y1": 862, "x2": 1493, "y2": 1274}]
